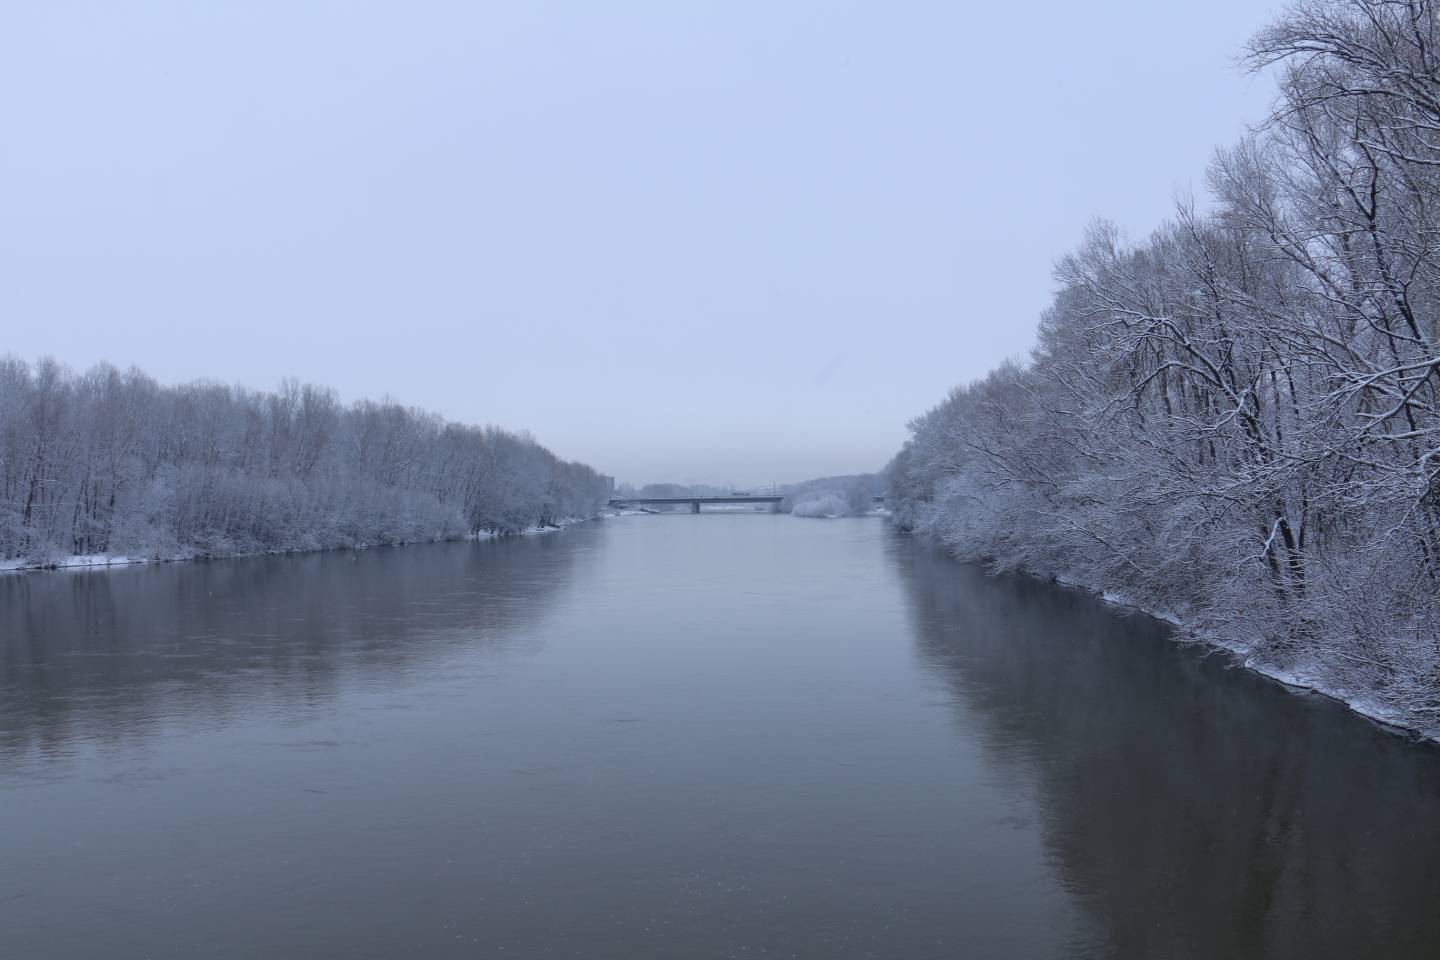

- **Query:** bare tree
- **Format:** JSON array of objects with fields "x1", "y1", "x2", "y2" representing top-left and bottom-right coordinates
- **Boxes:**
[
  {"x1": 0, "y1": 358, "x2": 610, "y2": 565},
  {"x1": 889, "y1": 0, "x2": 1440, "y2": 735}
]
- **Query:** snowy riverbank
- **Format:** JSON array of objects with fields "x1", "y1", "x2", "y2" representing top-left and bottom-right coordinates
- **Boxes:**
[
  {"x1": 1046, "y1": 570, "x2": 1428, "y2": 742},
  {"x1": 0, "y1": 515, "x2": 595, "y2": 576}
]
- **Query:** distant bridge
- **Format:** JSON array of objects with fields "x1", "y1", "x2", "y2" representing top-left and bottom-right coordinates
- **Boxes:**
[
  {"x1": 608, "y1": 493, "x2": 886, "y2": 514},
  {"x1": 608, "y1": 495, "x2": 784, "y2": 514}
]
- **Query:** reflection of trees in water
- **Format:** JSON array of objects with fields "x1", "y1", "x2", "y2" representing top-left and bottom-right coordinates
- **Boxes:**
[
  {"x1": 889, "y1": 533, "x2": 1440, "y2": 960},
  {"x1": 0, "y1": 531, "x2": 593, "y2": 761}
]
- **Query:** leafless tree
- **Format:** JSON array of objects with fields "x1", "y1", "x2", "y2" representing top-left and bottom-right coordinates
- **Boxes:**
[
  {"x1": 0, "y1": 358, "x2": 610, "y2": 565},
  {"x1": 890, "y1": 0, "x2": 1440, "y2": 734}
]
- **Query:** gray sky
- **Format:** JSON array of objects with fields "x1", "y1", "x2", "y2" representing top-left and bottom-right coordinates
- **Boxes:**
[{"x1": 2, "y1": 1, "x2": 1277, "y2": 488}]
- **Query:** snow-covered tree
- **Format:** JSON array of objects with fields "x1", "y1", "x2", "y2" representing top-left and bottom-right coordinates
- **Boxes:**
[
  {"x1": 889, "y1": 0, "x2": 1440, "y2": 735},
  {"x1": 0, "y1": 359, "x2": 609, "y2": 564}
]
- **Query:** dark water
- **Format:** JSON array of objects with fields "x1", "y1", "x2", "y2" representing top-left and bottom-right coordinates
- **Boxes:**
[{"x1": 3, "y1": 516, "x2": 1440, "y2": 959}]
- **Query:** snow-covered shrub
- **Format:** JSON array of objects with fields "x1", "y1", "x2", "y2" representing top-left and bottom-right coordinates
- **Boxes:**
[{"x1": 790, "y1": 492, "x2": 851, "y2": 518}]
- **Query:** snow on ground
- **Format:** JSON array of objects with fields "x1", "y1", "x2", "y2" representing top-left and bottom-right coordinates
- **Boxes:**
[
  {"x1": 1075, "y1": 575, "x2": 1423, "y2": 738},
  {"x1": 0, "y1": 554, "x2": 141, "y2": 573},
  {"x1": 0, "y1": 517, "x2": 598, "y2": 576}
]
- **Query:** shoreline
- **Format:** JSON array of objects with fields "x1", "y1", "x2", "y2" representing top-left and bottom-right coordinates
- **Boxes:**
[
  {"x1": 914, "y1": 533, "x2": 1440, "y2": 747},
  {"x1": 0, "y1": 514, "x2": 598, "y2": 576},
  {"x1": 1059, "y1": 572, "x2": 1436, "y2": 745}
]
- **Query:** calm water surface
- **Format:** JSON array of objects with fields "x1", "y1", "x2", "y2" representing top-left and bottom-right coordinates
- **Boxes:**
[{"x1": 3, "y1": 515, "x2": 1440, "y2": 959}]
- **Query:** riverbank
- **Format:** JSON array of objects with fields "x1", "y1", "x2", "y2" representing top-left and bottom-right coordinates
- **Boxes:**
[
  {"x1": 1033, "y1": 560, "x2": 1429, "y2": 742},
  {"x1": 0, "y1": 515, "x2": 597, "y2": 575}
]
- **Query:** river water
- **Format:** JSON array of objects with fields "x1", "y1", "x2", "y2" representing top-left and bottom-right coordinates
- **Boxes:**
[{"x1": 2, "y1": 514, "x2": 1439, "y2": 959}]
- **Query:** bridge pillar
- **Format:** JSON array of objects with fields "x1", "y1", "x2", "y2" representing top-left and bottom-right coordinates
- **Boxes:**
[{"x1": 691, "y1": 501, "x2": 701, "y2": 514}]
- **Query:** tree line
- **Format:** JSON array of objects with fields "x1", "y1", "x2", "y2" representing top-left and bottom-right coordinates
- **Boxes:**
[
  {"x1": 0, "y1": 357, "x2": 610, "y2": 565},
  {"x1": 780, "y1": 474, "x2": 882, "y2": 517},
  {"x1": 887, "y1": 0, "x2": 1440, "y2": 734}
]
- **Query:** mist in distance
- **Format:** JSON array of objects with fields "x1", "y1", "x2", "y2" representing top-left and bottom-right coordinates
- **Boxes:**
[
  {"x1": 13, "y1": 3, "x2": 1440, "y2": 955},
  {"x1": 1, "y1": 0, "x2": 1275, "y2": 487}
]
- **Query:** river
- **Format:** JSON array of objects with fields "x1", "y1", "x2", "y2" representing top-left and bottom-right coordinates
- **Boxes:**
[{"x1": 2, "y1": 514, "x2": 1439, "y2": 958}]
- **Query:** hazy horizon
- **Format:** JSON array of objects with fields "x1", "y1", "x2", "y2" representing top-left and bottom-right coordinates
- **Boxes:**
[{"x1": 3, "y1": 1, "x2": 1277, "y2": 487}]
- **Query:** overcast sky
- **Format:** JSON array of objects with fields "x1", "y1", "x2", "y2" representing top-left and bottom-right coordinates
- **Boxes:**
[{"x1": 2, "y1": 1, "x2": 1278, "y2": 488}]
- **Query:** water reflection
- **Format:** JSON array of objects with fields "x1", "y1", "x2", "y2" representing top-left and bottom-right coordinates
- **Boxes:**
[
  {"x1": 892, "y1": 534, "x2": 1440, "y2": 959},
  {"x1": 5, "y1": 519, "x2": 1440, "y2": 959},
  {"x1": 0, "y1": 534, "x2": 587, "y2": 766}
]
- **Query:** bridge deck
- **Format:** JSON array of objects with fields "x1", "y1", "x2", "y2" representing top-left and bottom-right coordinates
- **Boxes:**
[{"x1": 608, "y1": 495, "x2": 784, "y2": 505}]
